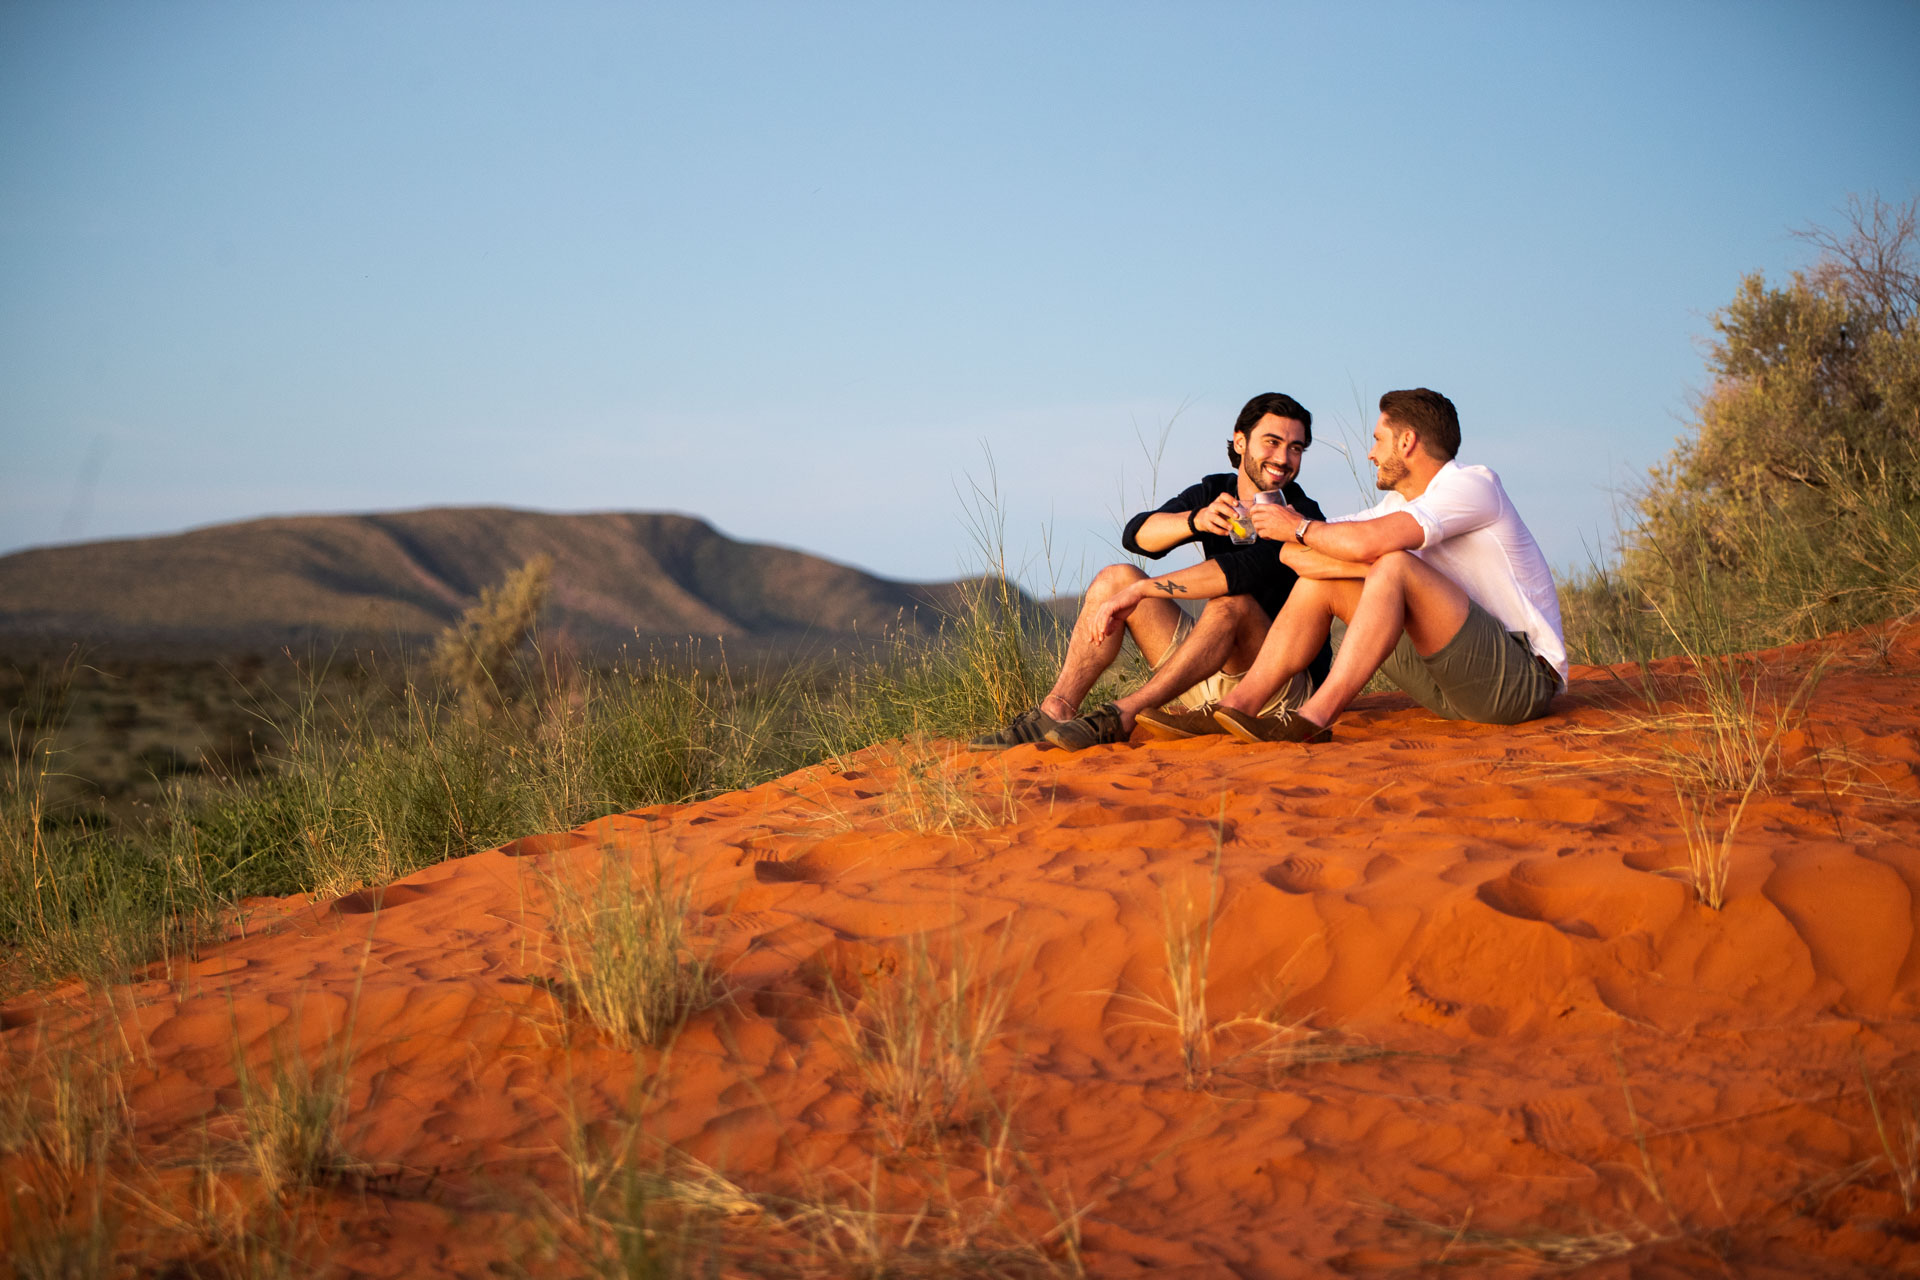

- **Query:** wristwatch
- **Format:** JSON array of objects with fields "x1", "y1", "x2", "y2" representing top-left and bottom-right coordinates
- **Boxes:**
[{"x1": 1295, "y1": 519, "x2": 1312, "y2": 545}]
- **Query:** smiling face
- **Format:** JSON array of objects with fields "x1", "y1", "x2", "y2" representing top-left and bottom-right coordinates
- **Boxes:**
[{"x1": 1234, "y1": 414, "x2": 1310, "y2": 494}]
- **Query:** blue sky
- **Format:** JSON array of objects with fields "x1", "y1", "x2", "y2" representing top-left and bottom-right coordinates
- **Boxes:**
[{"x1": 2, "y1": 1, "x2": 1916, "y2": 590}]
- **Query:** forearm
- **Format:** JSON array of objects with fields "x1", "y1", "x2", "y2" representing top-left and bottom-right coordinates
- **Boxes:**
[
  {"x1": 1130, "y1": 510, "x2": 1199, "y2": 555},
  {"x1": 1279, "y1": 543, "x2": 1370, "y2": 579},
  {"x1": 1291, "y1": 510, "x2": 1424, "y2": 565},
  {"x1": 1138, "y1": 559, "x2": 1229, "y2": 600}
]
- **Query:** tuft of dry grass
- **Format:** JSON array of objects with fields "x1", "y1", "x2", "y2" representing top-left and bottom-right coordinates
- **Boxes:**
[
  {"x1": 1671, "y1": 776, "x2": 1759, "y2": 911},
  {"x1": 881, "y1": 735, "x2": 1022, "y2": 835},
  {"x1": 1112, "y1": 809, "x2": 1379, "y2": 1090},
  {"x1": 1130, "y1": 800, "x2": 1229, "y2": 1089},
  {"x1": 1858, "y1": 1054, "x2": 1920, "y2": 1214},
  {"x1": 543, "y1": 844, "x2": 724, "y2": 1048},
  {"x1": 1377, "y1": 1200, "x2": 1656, "y2": 1272},
  {"x1": 829, "y1": 926, "x2": 1023, "y2": 1152},
  {"x1": 1546, "y1": 639, "x2": 1827, "y2": 910},
  {"x1": 0, "y1": 1035, "x2": 129, "y2": 1279},
  {"x1": 1157, "y1": 857, "x2": 1219, "y2": 1090},
  {"x1": 544, "y1": 1093, "x2": 754, "y2": 1279},
  {"x1": 230, "y1": 1012, "x2": 360, "y2": 1204}
]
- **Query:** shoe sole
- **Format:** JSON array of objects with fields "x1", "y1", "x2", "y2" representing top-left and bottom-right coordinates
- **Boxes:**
[{"x1": 1134, "y1": 713, "x2": 1223, "y2": 741}]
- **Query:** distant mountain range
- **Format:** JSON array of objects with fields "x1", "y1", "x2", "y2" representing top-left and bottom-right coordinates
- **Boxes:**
[{"x1": 0, "y1": 508, "x2": 1023, "y2": 658}]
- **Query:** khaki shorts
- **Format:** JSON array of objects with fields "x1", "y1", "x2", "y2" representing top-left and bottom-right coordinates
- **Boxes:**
[
  {"x1": 1152, "y1": 608, "x2": 1313, "y2": 716},
  {"x1": 1378, "y1": 598, "x2": 1560, "y2": 724}
]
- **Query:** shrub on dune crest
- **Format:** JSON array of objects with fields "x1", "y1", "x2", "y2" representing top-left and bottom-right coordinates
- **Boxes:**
[{"x1": 1564, "y1": 193, "x2": 1920, "y2": 663}]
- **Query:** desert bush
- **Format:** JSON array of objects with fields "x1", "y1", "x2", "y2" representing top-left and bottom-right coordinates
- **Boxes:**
[
  {"x1": 430, "y1": 553, "x2": 552, "y2": 712},
  {"x1": 1566, "y1": 195, "x2": 1920, "y2": 663}
]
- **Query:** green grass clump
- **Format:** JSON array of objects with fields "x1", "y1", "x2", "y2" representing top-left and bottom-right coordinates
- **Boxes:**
[{"x1": 808, "y1": 573, "x2": 1069, "y2": 760}]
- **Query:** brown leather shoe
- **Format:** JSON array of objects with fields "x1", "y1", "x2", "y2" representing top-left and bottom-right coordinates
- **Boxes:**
[
  {"x1": 1043, "y1": 702, "x2": 1129, "y2": 751},
  {"x1": 1212, "y1": 706, "x2": 1331, "y2": 744},
  {"x1": 969, "y1": 706, "x2": 1065, "y2": 749},
  {"x1": 1134, "y1": 706, "x2": 1228, "y2": 740}
]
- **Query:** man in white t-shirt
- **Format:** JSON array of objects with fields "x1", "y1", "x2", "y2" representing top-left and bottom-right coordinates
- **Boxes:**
[{"x1": 1210, "y1": 388, "x2": 1566, "y2": 743}]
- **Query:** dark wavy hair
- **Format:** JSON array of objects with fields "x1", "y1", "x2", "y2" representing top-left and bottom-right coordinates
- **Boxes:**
[{"x1": 1226, "y1": 392, "x2": 1313, "y2": 468}]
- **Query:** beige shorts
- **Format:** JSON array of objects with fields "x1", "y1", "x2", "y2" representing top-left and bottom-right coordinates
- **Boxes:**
[{"x1": 1152, "y1": 608, "x2": 1313, "y2": 716}]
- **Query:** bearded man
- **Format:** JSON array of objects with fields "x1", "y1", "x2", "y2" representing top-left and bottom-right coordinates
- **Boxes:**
[{"x1": 972, "y1": 392, "x2": 1335, "y2": 751}]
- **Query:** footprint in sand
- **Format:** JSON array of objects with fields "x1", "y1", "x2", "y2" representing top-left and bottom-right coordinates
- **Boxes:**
[
  {"x1": 1475, "y1": 857, "x2": 1654, "y2": 941},
  {"x1": 332, "y1": 883, "x2": 435, "y2": 915},
  {"x1": 753, "y1": 852, "x2": 826, "y2": 884},
  {"x1": 497, "y1": 832, "x2": 593, "y2": 858},
  {"x1": 1261, "y1": 854, "x2": 1358, "y2": 895},
  {"x1": 1521, "y1": 1092, "x2": 1609, "y2": 1160}
]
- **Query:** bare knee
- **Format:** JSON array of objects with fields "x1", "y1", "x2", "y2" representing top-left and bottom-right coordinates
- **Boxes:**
[
  {"x1": 1365, "y1": 550, "x2": 1421, "y2": 586},
  {"x1": 1196, "y1": 594, "x2": 1261, "y2": 629},
  {"x1": 1084, "y1": 562, "x2": 1147, "y2": 606}
]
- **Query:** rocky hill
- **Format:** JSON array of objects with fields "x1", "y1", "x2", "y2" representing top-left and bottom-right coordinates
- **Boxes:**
[{"x1": 0, "y1": 507, "x2": 1004, "y2": 658}]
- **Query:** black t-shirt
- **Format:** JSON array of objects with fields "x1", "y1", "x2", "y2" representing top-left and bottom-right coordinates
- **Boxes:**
[{"x1": 1120, "y1": 474, "x2": 1333, "y2": 686}]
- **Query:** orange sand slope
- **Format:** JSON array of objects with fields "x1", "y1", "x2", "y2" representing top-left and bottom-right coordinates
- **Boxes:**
[{"x1": 7, "y1": 623, "x2": 1920, "y2": 1276}]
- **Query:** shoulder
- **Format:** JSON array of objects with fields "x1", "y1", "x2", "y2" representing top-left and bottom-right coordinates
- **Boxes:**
[
  {"x1": 1430, "y1": 462, "x2": 1499, "y2": 495},
  {"x1": 1162, "y1": 474, "x2": 1234, "y2": 508}
]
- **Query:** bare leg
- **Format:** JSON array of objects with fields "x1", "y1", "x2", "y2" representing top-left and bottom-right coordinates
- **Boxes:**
[
  {"x1": 1111, "y1": 595, "x2": 1268, "y2": 726},
  {"x1": 1041, "y1": 564, "x2": 1186, "y2": 720},
  {"x1": 1292, "y1": 551, "x2": 1469, "y2": 725},
  {"x1": 1222, "y1": 553, "x2": 1473, "y2": 728},
  {"x1": 1217, "y1": 578, "x2": 1359, "y2": 717}
]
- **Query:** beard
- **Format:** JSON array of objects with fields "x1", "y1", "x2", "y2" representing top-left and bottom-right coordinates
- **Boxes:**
[
  {"x1": 1373, "y1": 453, "x2": 1408, "y2": 490},
  {"x1": 1243, "y1": 456, "x2": 1293, "y2": 492}
]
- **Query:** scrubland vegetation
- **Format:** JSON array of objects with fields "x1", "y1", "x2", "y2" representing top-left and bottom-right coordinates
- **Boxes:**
[
  {"x1": 1561, "y1": 193, "x2": 1920, "y2": 664},
  {"x1": 0, "y1": 533, "x2": 1078, "y2": 995},
  {"x1": 4, "y1": 196, "x2": 1917, "y2": 994},
  {"x1": 1, "y1": 195, "x2": 1917, "y2": 1279}
]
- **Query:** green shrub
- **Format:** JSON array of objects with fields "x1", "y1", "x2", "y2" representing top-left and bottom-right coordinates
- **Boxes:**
[{"x1": 1564, "y1": 194, "x2": 1920, "y2": 663}]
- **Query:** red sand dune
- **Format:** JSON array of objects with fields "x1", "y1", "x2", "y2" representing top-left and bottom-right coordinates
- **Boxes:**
[{"x1": 6, "y1": 622, "x2": 1920, "y2": 1276}]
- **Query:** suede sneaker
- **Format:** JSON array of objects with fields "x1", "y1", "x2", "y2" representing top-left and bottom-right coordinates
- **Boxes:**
[
  {"x1": 969, "y1": 706, "x2": 1061, "y2": 749},
  {"x1": 1134, "y1": 705, "x2": 1227, "y2": 740},
  {"x1": 1043, "y1": 702, "x2": 1130, "y2": 751},
  {"x1": 1212, "y1": 706, "x2": 1331, "y2": 745}
]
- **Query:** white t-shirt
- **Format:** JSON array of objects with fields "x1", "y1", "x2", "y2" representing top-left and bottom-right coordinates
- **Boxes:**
[{"x1": 1333, "y1": 461, "x2": 1568, "y2": 683}]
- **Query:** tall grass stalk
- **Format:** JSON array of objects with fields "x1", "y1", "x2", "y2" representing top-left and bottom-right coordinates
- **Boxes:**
[
  {"x1": 1110, "y1": 805, "x2": 1226, "y2": 1089},
  {"x1": 544, "y1": 846, "x2": 723, "y2": 1047},
  {"x1": 229, "y1": 977, "x2": 367, "y2": 1203},
  {"x1": 547, "y1": 1085, "x2": 752, "y2": 1279},
  {"x1": 1159, "y1": 851, "x2": 1221, "y2": 1091},
  {"x1": 1858, "y1": 1053, "x2": 1919, "y2": 1214},
  {"x1": 809, "y1": 457, "x2": 1068, "y2": 757},
  {"x1": 0, "y1": 1036, "x2": 129, "y2": 1279},
  {"x1": 830, "y1": 927, "x2": 1022, "y2": 1151}
]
